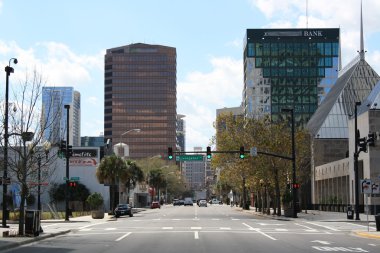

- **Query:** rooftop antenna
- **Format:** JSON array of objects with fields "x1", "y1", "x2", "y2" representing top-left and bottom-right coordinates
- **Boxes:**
[
  {"x1": 306, "y1": 0, "x2": 309, "y2": 28},
  {"x1": 359, "y1": 0, "x2": 365, "y2": 60}
]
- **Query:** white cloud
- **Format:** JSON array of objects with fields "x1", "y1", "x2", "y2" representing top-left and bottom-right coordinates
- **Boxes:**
[{"x1": 178, "y1": 56, "x2": 243, "y2": 149}]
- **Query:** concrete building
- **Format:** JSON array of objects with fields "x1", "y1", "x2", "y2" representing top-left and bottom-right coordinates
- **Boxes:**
[
  {"x1": 176, "y1": 114, "x2": 186, "y2": 152},
  {"x1": 104, "y1": 43, "x2": 177, "y2": 159},
  {"x1": 42, "y1": 87, "x2": 81, "y2": 146}
]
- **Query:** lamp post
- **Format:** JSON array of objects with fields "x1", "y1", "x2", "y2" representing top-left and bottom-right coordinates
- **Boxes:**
[
  {"x1": 64, "y1": 104, "x2": 70, "y2": 221},
  {"x1": 354, "y1": 102, "x2": 361, "y2": 220},
  {"x1": 2, "y1": 58, "x2": 18, "y2": 228},
  {"x1": 282, "y1": 108, "x2": 297, "y2": 218}
]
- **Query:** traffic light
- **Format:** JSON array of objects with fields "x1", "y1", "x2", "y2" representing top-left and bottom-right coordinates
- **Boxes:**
[
  {"x1": 358, "y1": 137, "x2": 367, "y2": 153},
  {"x1": 67, "y1": 145, "x2": 73, "y2": 157},
  {"x1": 206, "y1": 146, "x2": 212, "y2": 159},
  {"x1": 68, "y1": 181, "x2": 77, "y2": 187},
  {"x1": 367, "y1": 132, "x2": 376, "y2": 147},
  {"x1": 239, "y1": 146, "x2": 245, "y2": 159},
  {"x1": 60, "y1": 140, "x2": 67, "y2": 156},
  {"x1": 293, "y1": 183, "x2": 301, "y2": 189},
  {"x1": 168, "y1": 147, "x2": 173, "y2": 160}
]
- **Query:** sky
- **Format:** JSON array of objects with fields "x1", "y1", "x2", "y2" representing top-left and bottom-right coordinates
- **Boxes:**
[{"x1": 1, "y1": 0, "x2": 380, "y2": 151}]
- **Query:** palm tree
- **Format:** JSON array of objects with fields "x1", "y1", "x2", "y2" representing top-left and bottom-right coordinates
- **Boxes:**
[
  {"x1": 96, "y1": 155, "x2": 127, "y2": 211},
  {"x1": 120, "y1": 160, "x2": 144, "y2": 204},
  {"x1": 148, "y1": 168, "x2": 166, "y2": 201}
]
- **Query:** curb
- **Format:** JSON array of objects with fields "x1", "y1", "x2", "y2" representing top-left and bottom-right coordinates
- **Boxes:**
[
  {"x1": 354, "y1": 231, "x2": 380, "y2": 240},
  {"x1": 0, "y1": 229, "x2": 71, "y2": 251}
]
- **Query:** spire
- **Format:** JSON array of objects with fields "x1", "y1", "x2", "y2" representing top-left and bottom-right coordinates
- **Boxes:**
[{"x1": 359, "y1": 0, "x2": 365, "y2": 60}]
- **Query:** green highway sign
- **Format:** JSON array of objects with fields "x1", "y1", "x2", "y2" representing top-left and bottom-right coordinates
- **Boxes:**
[
  {"x1": 70, "y1": 177, "x2": 80, "y2": 181},
  {"x1": 176, "y1": 155, "x2": 204, "y2": 161}
]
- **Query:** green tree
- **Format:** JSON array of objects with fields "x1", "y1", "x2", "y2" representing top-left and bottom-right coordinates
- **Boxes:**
[
  {"x1": 96, "y1": 155, "x2": 127, "y2": 211},
  {"x1": 120, "y1": 160, "x2": 144, "y2": 203}
]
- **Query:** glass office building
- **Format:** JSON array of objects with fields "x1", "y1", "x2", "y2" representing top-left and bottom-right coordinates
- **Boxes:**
[
  {"x1": 42, "y1": 87, "x2": 81, "y2": 146},
  {"x1": 104, "y1": 43, "x2": 177, "y2": 159},
  {"x1": 243, "y1": 28, "x2": 340, "y2": 127}
]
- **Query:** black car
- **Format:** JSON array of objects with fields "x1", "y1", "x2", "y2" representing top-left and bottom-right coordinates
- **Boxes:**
[{"x1": 114, "y1": 204, "x2": 133, "y2": 218}]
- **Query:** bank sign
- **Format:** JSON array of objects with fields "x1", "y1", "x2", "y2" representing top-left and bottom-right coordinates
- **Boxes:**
[{"x1": 69, "y1": 148, "x2": 99, "y2": 167}]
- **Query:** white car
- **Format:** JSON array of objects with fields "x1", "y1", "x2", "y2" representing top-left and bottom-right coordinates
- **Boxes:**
[{"x1": 199, "y1": 200, "x2": 207, "y2": 207}]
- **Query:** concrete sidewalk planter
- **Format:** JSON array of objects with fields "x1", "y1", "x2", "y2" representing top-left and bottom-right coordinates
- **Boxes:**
[{"x1": 86, "y1": 192, "x2": 105, "y2": 219}]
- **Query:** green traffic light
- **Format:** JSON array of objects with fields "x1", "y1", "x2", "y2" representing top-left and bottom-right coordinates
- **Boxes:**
[
  {"x1": 240, "y1": 154, "x2": 245, "y2": 159},
  {"x1": 207, "y1": 154, "x2": 211, "y2": 159},
  {"x1": 168, "y1": 155, "x2": 173, "y2": 160}
]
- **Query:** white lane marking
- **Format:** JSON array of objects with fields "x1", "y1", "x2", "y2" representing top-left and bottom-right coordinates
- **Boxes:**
[
  {"x1": 295, "y1": 223, "x2": 317, "y2": 232},
  {"x1": 194, "y1": 231, "x2": 199, "y2": 239},
  {"x1": 305, "y1": 222, "x2": 340, "y2": 231},
  {"x1": 275, "y1": 228, "x2": 288, "y2": 231},
  {"x1": 105, "y1": 228, "x2": 117, "y2": 231},
  {"x1": 162, "y1": 227, "x2": 173, "y2": 230},
  {"x1": 212, "y1": 218, "x2": 220, "y2": 220},
  {"x1": 191, "y1": 227, "x2": 202, "y2": 230},
  {"x1": 78, "y1": 222, "x2": 107, "y2": 230},
  {"x1": 220, "y1": 227, "x2": 231, "y2": 230},
  {"x1": 258, "y1": 223, "x2": 284, "y2": 226},
  {"x1": 172, "y1": 219, "x2": 181, "y2": 221},
  {"x1": 231, "y1": 218, "x2": 240, "y2": 220},
  {"x1": 115, "y1": 232, "x2": 132, "y2": 241},
  {"x1": 79, "y1": 228, "x2": 92, "y2": 231},
  {"x1": 153, "y1": 218, "x2": 161, "y2": 220},
  {"x1": 242, "y1": 223, "x2": 277, "y2": 241},
  {"x1": 311, "y1": 240, "x2": 331, "y2": 245}
]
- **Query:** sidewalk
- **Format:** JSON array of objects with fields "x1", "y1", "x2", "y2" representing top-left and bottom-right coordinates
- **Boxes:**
[
  {"x1": 0, "y1": 212, "x2": 118, "y2": 251},
  {"x1": 239, "y1": 207, "x2": 380, "y2": 239}
]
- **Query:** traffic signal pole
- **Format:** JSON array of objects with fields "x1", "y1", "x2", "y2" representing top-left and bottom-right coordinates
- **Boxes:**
[{"x1": 354, "y1": 102, "x2": 361, "y2": 220}]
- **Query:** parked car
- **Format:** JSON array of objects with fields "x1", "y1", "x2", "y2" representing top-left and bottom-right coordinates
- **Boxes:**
[
  {"x1": 198, "y1": 199, "x2": 207, "y2": 207},
  {"x1": 151, "y1": 201, "x2": 161, "y2": 209},
  {"x1": 173, "y1": 199, "x2": 184, "y2": 206},
  {"x1": 114, "y1": 204, "x2": 133, "y2": 218}
]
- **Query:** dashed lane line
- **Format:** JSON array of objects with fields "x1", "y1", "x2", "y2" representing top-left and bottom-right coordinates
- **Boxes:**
[
  {"x1": 305, "y1": 222, "x2": 340, "y2": 231},
  {"x1": 115, "y1": 232, "x2": 132, "y2": 241}
]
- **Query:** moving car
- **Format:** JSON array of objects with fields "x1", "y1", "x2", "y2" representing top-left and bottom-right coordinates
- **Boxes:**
[
  {"x1": 114, "y1": 204, "x2": 133, "y2": 218},
  {"x1": 198, "y1": 199, "x2": 207, "y2": 207},
  {"x1": 184, "y1": 197, "x2": 193, "y2": 206},
  {"x1": 173, "y1": 199, "x2": 184, "y2": 206},
  {"x1": 151, "y1": 201, "x2": 160, "y2": 209}
]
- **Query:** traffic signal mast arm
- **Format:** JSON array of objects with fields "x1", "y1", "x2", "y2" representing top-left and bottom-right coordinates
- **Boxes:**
[{"x1": 174, "y1": 150, "x2": 293, "y2": 160}]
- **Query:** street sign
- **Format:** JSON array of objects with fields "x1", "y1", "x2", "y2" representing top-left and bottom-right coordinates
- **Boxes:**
[
  {"x1": 176, "y1": 155, "x2": 204, "y2": 161},
  {"x1": 360, "y1": 179, "x2": 372, "y2": 194},
  {"x1": 250, "y1": 147, "x2": 257, "y2": 157},
  {"x1": 372, "y1": 182, "x2": 380, "y2": 194},
  {"x1": 70, "y1": 177, "x2": 80, "y2": 181}
]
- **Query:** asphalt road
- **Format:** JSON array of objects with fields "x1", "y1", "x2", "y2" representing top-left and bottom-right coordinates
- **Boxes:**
[{"x1": 4, "y1": 204, "x2": 380, "y2": 253}]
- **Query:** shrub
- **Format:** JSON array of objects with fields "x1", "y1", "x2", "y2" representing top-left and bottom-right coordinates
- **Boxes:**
[{"x1": 86, "y1": 192, "x2": 104, "y2": 210}]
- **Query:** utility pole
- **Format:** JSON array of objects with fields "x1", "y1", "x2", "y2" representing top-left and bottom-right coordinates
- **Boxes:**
[{"x1": 354, "y1": 102, "x2": 361, "y2": 220}]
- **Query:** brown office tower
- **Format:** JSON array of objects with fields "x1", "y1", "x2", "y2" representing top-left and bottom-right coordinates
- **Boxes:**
[{"x1": 104, "y1": 43, "x2": 177, "y2": 159}]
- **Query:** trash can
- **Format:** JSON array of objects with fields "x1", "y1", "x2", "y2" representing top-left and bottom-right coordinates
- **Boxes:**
[
  {"x1": 25, "y1": 210, "x2": 40, "y2": 236},
  {"x1": 375, "y1": 214, "x2": 380, "y2": 231},
  {"x1": 347, "y1": 206, "x2": 354, "y2": 220}
]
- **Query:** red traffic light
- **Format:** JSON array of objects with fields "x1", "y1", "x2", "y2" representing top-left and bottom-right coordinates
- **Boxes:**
[
  {"x1": 69, "y1": 181, "x2": 77, "y2": 187},
  {"x1": 292, "y1": 183, "x2": 300, "y2": 189}
]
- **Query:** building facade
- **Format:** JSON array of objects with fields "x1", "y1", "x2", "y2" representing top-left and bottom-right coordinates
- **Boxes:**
[
  {"x1": 243, "y1": 28, "x2": 340, "y2": 127},
  {"x1": 104, "y1": 43, "x2": 177, "y2": 159},
  {"x1": 176, "y1": 114, "x2": 186, "y2": 152},
  {"x1": 42, "y1": 87, "x2": 81, "y2": 146}
]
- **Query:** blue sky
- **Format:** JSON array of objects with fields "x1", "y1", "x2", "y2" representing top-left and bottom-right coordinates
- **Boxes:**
[{"x1": 1, "y1": 0, "x2": 380, "y2": 150}]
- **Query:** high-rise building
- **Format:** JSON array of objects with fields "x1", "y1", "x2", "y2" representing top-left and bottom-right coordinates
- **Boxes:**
[
  {"x1": 104, "y1": 43, "x2": 177, "y2": 159},
  {"x1": 42, "y1": 87, "x2": 81, "y2": 146},
  {"x1": 176, "y1": 114, "x2": 186, "y2": 152},
  {"x1": 243, "y1": 28, "x2": 340, "y2": 127}
]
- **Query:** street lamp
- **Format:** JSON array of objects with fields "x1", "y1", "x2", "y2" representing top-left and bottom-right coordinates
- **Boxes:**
[
  {"x1": 354, "y1": 102, "x2": 361, "y2": 220},
  {"x1": 282, "y1": 108, "x2": 297, "y2": 218},
  {"x1": 120, "y1": 129, "x2": 141, "y2": 144},
  {"x1": 2, "y1": 58, "x2": 18, "y2": 228}
]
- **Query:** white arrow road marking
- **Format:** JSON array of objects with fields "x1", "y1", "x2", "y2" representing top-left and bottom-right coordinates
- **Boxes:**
[
  {"x1": 194, "y1": 231, "x2": 199, "y2": 239},
  {"x1": 162, "y1": 227, "x2": 173, "y2": 230},
  {"x1": 115, "y1": 232, "x2": 132, "y2": 242},
  {"x1": 311, "y1": 240, "x2": 331, "y2": 245},
  {"x1": 242, "y1": 223, "x2": 277, "y2": 241}
]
